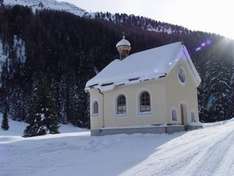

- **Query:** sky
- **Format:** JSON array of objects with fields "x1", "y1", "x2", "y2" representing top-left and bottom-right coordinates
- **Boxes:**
[{"x1": 58, "y1": 0, "x2": 234, "y2": 39}]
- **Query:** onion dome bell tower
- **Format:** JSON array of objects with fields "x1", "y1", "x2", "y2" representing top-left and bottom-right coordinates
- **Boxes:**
[{"x1": 116, "y1": 35, "x2": 131, "y2": 60}]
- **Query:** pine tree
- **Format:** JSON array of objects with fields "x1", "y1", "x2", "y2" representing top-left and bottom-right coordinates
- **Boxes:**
[
  {"x1": 1, "y1": 108, "x2": 9, "y2": 130},
  {"x1": 0, "y1": 0, "x2": 3, "y2": 7},
  {"x1": 24, "y1": 77, "x2": 59, "y2": 137}
]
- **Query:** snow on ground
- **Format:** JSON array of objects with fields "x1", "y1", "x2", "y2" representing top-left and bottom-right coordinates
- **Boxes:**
[
  {"x1": 0, "y1": 114, "x2": 85, "y2": 136},
  {"x1": 1, "y1": 117, "x2": 234, "y2": 176},
  {"x1": 202, "y1": 118, "x2": 234, "y2": 128}
]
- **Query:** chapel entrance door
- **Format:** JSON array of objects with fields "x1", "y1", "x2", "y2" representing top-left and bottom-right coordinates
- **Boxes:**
[{"x1": 180, "y1": 104, "x2": 187, "y2": 125}]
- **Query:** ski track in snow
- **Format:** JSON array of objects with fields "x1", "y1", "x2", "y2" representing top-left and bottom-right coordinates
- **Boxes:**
[{"x1": 1, "y1": 118, "x2": 234, "y2": 176}]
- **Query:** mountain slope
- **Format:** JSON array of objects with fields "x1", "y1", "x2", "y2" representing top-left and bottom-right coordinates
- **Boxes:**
[
  {"x1": 1, "y1": 0, "x2": 219, "y2": 47},
  {"x1": 94, "y1": 12, "x2": 192, "y2": 36},
  {"x1": 3, "y1": 0, "x2": 87, "y2": 16},
  {"x1": 1, "y1": 116, "x2": 234, "y2": 176},
  {"x1": 2, "y1": 0, "x2": 193, "y2": 37}
]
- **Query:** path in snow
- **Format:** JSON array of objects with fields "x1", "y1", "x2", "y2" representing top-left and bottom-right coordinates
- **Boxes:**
[
  {"x1": 1, "y1": 119, "x2": 234, "y2": 176},
  {"x1": 122, "y1": 121, "x2": 234, "y2": 176}
]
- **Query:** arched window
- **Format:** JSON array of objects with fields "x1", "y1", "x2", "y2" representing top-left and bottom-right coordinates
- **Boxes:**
[
  {"x1": 93, "y1": 101, "x2": 99, "y2": 114},
  {"x1": 172, "y1": 109, "x2": 177, "y2": 121},
  {"x1": 139, "y1": 91, "x2": 151, "y2": 112},
  {"x1": 116, "y1": 95, "x2": 127, "y2": 114}
]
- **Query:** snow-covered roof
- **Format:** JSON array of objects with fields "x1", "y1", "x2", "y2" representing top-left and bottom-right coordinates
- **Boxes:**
[{"x1": 86, "y1": 42, "x2": 201, "y2": 91}]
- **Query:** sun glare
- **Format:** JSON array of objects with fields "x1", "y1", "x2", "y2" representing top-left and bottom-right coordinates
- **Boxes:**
[{"x1": 185, "y1": 0, "x2": 234, "y2": 39}]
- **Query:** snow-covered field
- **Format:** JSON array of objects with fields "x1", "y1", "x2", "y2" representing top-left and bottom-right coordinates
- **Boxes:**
[{"x1": 1, "y1": 117, "x2": 234, "y2": 176}]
